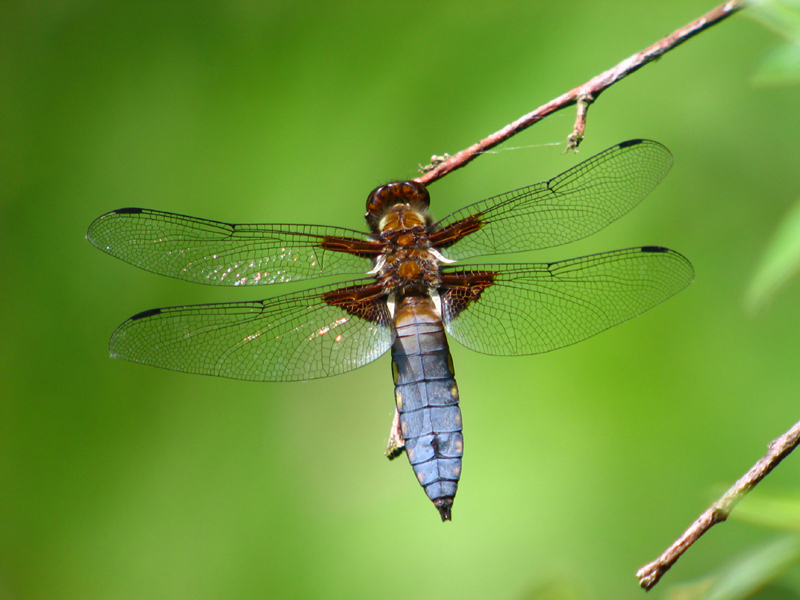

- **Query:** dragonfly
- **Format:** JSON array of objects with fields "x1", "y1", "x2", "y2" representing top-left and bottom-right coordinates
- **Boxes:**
[{"x1": 87, "y1": 139, "x2": 693, "y2": 521}]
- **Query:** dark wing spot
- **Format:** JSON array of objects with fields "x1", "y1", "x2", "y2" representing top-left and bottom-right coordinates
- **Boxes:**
[
  {"x1": 113, "y1": 207, "x2": 144, "y2": 215},
  {"x1": 640, "y1": 246, "x2": 669, "y2": 253},
  {"x1": 618, "y1": 139, "x2": 645, "y2": 148},
  {"x1": 129, "y1": 308, "x2": 162, "y2": 321}
]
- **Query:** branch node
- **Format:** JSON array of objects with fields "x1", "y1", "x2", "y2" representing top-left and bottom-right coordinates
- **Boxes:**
[
  {"x1": 418, "y1": 153, "x2": 452, "y2": 174},
  {"x1": 564, "y1": 93, "x2": 594, "y2": 154},
  {"x1": 711, "y1": 504, "x2": 729, "y2": 523}
]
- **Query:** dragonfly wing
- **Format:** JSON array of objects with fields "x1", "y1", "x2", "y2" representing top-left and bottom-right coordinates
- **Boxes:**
[
  {"x1": 109, "y1": 278, "x2": 393, "y2": 382},
  {"x1": 441, "y1": 247, "x2": 693, "y2": 356},
  {"x1": 430, "y1": 140, "x2": 673, "y2": 260},
  {"x1": 87, "y1": 208, "x2": 381, "y2": 286}
]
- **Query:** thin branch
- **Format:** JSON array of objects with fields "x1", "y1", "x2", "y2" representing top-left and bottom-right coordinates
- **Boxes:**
[
  {"x1": 416, "y1": 0, "x2": 749, "y2": 186},
  {"x1": 636, "y1": 419, "x2": 800, "y2": 591}
]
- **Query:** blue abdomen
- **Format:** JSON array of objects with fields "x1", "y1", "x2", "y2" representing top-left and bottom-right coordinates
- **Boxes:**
[{"x1": 391, "y1": 295, "x2": 463, "y2": 521}]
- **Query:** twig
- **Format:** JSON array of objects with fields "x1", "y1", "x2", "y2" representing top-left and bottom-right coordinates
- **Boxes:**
[
  {"x1": 416, "y1": 0, "x2": 749, "y2": 185},
  {"x1": 564, "y1": 94, "x2": 594, "y2": 154},
  {"x1": 636, "y1": 419, "x2": 800, "y2": 591}
]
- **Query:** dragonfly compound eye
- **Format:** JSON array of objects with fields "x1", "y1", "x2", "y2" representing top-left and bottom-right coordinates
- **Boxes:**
[{"x1": 365, "y1": 181, "x2": 431, "y2": 232}]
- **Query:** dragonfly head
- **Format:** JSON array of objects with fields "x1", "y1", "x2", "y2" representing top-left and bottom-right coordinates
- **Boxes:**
[{"x1": 365, "y1": 181, "x2": 431, "y2": 233}]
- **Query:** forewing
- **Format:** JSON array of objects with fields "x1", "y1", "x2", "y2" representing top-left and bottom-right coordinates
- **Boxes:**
[
  {"x1": 430, "y1": 140, "x2": 673, "y2": 259},
  {"x1": 109, "y1": 279, "x2": 393, "y2": 382},
  {"x1": 441, "y1": 247, "x2": 693, "y2": 356},
  {"x1": 87, "y1": 208, "x2": 381, "y2": 286}
]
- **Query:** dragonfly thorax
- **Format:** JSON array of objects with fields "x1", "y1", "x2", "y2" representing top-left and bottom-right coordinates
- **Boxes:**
[{"x1": 374, "y1": 221, "x2": 442, "y2": 295}]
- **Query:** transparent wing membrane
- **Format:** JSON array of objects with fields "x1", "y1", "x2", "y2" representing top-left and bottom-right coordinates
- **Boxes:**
[
  {"x1": 442, "y1": 247, "x2": 693, "y2": 356},
  {"x1": 87, "y1": 208, "x2": 377, "y2": 286},
  {"x1": 109, "y1": 279, "x2": 393, "y2": 382},
  {"x1": 433, "y1": 140, "x2": 673, "y2": 260}
]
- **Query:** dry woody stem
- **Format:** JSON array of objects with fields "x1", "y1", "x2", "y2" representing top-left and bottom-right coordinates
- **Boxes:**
[
  {"x1": 636, "y1": 419, "x2": 800, "y2": 591},
  {"x1": 416, "y1": 0, "x2": 748, "y2": 186}
]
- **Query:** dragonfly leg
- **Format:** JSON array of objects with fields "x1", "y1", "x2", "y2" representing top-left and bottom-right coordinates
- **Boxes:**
[{"x1": 385, "y1": 408, "x2": 405, "y2": 460}]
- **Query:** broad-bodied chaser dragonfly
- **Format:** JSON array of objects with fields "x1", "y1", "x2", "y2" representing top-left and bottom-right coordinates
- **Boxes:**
[{"x1": 87, "y1": 139, "x2": 693, "y2": 521}]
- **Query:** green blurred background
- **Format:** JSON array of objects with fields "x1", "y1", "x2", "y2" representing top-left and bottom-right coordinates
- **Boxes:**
[{"x1": 4, "y1": 1, "x2": 800, "y2": 599}]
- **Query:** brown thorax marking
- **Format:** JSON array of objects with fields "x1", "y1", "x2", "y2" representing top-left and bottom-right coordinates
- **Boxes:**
[{"x1": 376, "y1": 214, "x2": 441, "y2": 294}]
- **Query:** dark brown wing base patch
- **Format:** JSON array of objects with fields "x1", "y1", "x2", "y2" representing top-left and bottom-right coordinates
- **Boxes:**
[
  {"x1": 319, "y1": 236, "x2": 384, "y2": 257},
  {"x1": 439, "y1": 270, "x2": 497, "y2": 320},
  {"x1": 323, "y1": 282, "x2": 387, "y2": 323},
  {"x1": 428, "y1": 214, "x2": 484, "y2": 249}
]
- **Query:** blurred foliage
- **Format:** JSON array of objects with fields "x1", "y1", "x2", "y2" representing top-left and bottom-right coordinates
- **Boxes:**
[
  {"x1": 749, "y1": 0, "x2": 800, "y2": 85},
  {"x1": 666, "y1": 536, "x2": 800, "y2": 600},
  {"x1": 735, "y1": 493, "x2": 800, "y2": 532},
  {"x1": 4, "y1": 1, "x2": 800, "y2": 600},
  {"x1": 745, "y1": 1, "x2": 800, "y2": 314},
  {"x1": 746, "y1": 197, "x2": 800, "y2": 312}
]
